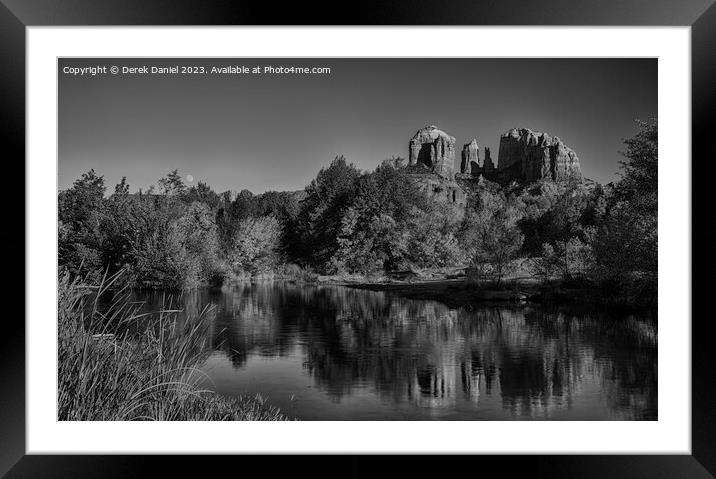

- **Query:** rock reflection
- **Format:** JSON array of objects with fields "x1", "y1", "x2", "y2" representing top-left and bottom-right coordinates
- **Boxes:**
[{"x1": 144, "y1": 282, "x2": 657, "y2": 420}]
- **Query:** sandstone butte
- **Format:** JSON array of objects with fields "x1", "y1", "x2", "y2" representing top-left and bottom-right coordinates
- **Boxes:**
[{"x1": 405, "y1": 125, "x2": 585, "y2": 207}]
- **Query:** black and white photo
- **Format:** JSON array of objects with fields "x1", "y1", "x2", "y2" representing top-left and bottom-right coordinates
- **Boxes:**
[{"x1": 57, "y1": 57, "x2": 658, "y2": 421}]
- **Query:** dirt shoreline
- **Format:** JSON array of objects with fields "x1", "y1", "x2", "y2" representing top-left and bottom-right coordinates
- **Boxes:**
[
  {"x1": 313, "y1": 276, "x2": 645, "y2": 311},
  {"x1": 225, "y1": 273, "x2": 653, "y2": 312},
  {"x1": 317, "y1": 277, "x2": 539, "y2": 308}
]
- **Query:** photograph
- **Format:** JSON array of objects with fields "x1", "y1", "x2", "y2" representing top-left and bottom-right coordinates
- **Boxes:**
[{"x1": 57, "y1": 57, "x2": 658, "y2": 422}]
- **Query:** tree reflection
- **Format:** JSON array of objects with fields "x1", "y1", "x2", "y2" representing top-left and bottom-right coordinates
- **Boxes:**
[{"x1": 159, "y1": 282, "x2": 657, "y2": 419}]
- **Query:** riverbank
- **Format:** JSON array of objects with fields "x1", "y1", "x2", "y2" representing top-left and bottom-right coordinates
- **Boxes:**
[
  {"x1": 58, "y1": 271, "x2": 290, "y2": 421},
  {"x1": 330, "y1": 278, "x2": 532, "y2": 306},
  {"x1": 311, "y1": 273, "x2": 654, "y2": 311}
]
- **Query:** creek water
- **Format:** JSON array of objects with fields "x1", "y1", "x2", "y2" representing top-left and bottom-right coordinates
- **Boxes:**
[{"x1": 136, "y1": 281, "x2": 657, "y2": 420}]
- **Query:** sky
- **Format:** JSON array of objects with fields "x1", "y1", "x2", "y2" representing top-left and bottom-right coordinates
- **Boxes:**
[{"x1": 58, "y1": 58, "x2": 656, "y2": 194}]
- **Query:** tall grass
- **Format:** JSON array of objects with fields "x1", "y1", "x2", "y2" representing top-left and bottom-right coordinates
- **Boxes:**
[{"x1": 58, "y1": 269, "x2": 289, "y2": 421}]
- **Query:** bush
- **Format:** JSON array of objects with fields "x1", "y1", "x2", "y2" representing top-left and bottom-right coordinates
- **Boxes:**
[
  {"x1": 274, "y1": 263, "x2": 318, "y2": 282},
  {"x1": 333, "y1": 209, "x2": 405, "y2": 274},
  {"x1": 460, "y1": 187, "x2": 524, "y2": 285},
  {"x1": 516, "y1": 182, "x2": 606, "y2": 256},
  {"x1": 590, "y1": 119, "x2": 657, "y2": 300},
  {"x1": 532, "y1": 236, "x2": 594, "y2": 282},
  {"x1": 404, "y1": 206, "x2": 465, "y2": 269},
  {"x1": 58, "y1": 169, "x2": 106, "y2": 277},
  {"x1": 229, "y1": 216, "x2": 282, "y2": 275},
  {"x1": 529, "y1": 244, "x2": 560, "y2": 284},
  {"x1": 58, "y1": 118, "x2": 656, "y2": 305},
  {"x1": 331, "y1": 163, "x2": 464, "y2": 274}
]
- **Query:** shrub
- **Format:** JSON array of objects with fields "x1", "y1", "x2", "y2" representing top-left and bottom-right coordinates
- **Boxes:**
[
  {"x1": 274, "y1": 263, "x2": 318, "y2": 282},
  {"x1": 460, "y1": 187, "x2": 524, "y2": 285},
  {"x1": 331, "y1": 163, "x2": 464, "y2": 274},
  {"x1": 533, "y1": 236, "x2": 594, "y2": 282},
  {"x1": 229, "y1": 216, "x2": 282, "y2": 275},
  {"x1": 590, "y1": 119, "x2": 657, "y2": 300},
  {"x1": 529, "y1": 244, "x2": 560, "y2": 284}
]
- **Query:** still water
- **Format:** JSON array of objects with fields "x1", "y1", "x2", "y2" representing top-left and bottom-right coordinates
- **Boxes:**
[{"x1": 139, "y1": 282, "x2": 657, "y2": 420}]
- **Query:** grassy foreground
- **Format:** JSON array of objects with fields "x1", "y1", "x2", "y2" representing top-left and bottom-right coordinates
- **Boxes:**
[{"x1": 58, "y1": 270, "x2": 289, "y2": 421}]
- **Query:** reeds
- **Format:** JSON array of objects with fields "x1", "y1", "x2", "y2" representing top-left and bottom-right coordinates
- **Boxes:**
[{"x1": 57, "y1": 269, "x2": 288, "y2": 421}]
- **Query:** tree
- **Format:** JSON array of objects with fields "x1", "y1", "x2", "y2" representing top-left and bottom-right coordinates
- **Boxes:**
[
  {"x1": 532, "y1": 235, "x2": 594, "y2": 282},
  {"x1": 99, "y1": 177, "x2": 144, "y2": 274},
  {"x1": 232, "y1": 189, "x2": 259, "y2": 219},
  {"x1": 114, "y1": 176, "x2": 130, "y2": 196},
  {"x1": 617, "y1": 118, "x2": 658, "y2": 201},
  {"x1": 255, "y1": 191, "x2": 301, "y2": 224},
  {"x1": 58, "y1": 169, "x2": 106, "y2": 229},
  {"x1": 58, "y1": 169, "x2": 107, "y2": 277},
  {"x1": 175, "y1": 202, "x2": 225, "y2": 285},
  {"x1": 517, "y1": 182, "x2": 605, "y2": 255},
  {"x1": 125, "y1": 198, "x2": 226, "y2": 289},
  {"x1": 460, "y1": 187, "x2": 524, "y2": 285},
  {"x1": 333, "y1": 208, "x2": 407, "y2": 274},
  {"x1": 591, "y1": 119, "x2": 657, "y2": 301},
  {"x1": 330, "y1": 161, "x2": 465, "y2": 274},
  {"x1": 331, "y1": 162, "x2": 426, "y2": 273},
  {"x1": 229, "y1": 216, "x2": 282, "y2": 274},
  {"x1": 185, "y1": 181, "x2": 221, "y2": 209},
  {"x1": 294, "y1": 156, "x2": 361, "y2": 269},
  {"x1": 404, "y1": 205, "x2": 465, "y2": 270},
  {"x1": 158, "y1": 169, "x2": 187, "y2": 197}
]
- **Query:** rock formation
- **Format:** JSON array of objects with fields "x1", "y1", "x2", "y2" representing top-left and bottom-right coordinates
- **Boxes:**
[
  {"x1": 496, "y1": 128, "x2": 582, "y2": 183},
  {"x1": 405, "y1": 125, "x2": 583, "y2": 211},
  {"x1": 483, "y1": 147, "x2": 495, "y2": 173},
  {"x1": 460, "y1": 139, "x2": 480, "y2": 174},
  {"x1": 460, "y1": 141, "x2": 499, "y2": 178},
  {"x1": 409, "y1": 125, "x2": 456, "y2": 179},
  {"x1": 411, "y1": 174, "x2": 466, "y2": 210}
]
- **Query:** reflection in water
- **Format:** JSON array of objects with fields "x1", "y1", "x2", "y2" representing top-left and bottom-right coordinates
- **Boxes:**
[{"x1": 136, "y1": 283, "x2": 657, "y2": 420}]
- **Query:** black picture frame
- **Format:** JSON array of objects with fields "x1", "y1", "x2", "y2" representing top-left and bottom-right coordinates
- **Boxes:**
[{"x1": 2, "y1": 0, "x2": 713, "y2": 477}]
